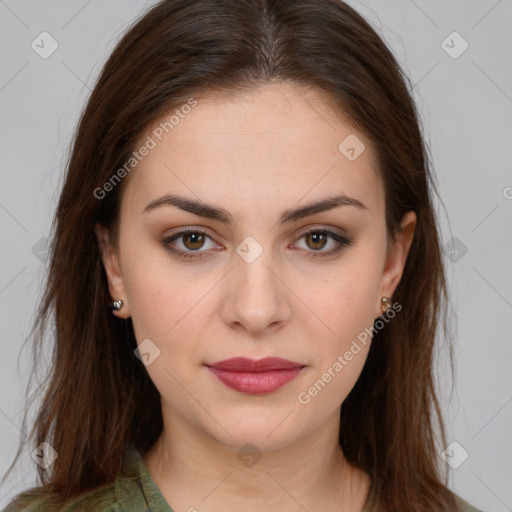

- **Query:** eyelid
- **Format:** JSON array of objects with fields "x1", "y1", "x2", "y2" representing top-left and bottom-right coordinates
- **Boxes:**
[{"x1": 294, "y1": 224, "x2": 349, "y2": 240}]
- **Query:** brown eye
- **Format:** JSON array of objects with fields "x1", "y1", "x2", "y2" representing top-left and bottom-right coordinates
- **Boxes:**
[
  {"x1": 294, "y1": 229, "x2": 353, "y2": 259},
  {"x1": 304, "y1": 232, "x2": 329, "y2": 251},
  {"x1": 182, "y1": 232, "x2": 206, "y2": 250},
  {"x1": 161, "y1": 229, "x2": 218, "y2": 261}
]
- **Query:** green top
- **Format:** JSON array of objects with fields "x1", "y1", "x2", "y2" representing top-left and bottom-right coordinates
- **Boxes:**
[{"x1": 3, "y1": 445, "x2": 483, "y2": 511}]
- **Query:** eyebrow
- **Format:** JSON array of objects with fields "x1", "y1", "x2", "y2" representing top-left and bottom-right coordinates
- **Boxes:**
[{"x1": 143, "y1": 193, "x2": 368, "y2": 225}]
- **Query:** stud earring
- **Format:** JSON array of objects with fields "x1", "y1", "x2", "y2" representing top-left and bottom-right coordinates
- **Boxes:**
[
  {"x1": 381, "y1": 296, "x2": 392, "y2": 313},
  {"x1": 109, "y1": 299, "x2": 123, "y2": 311}
]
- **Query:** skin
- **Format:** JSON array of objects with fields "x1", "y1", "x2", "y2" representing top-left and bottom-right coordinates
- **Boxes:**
[{"x1": 95, "y1": 81, "x2": 416, "y2": 512}]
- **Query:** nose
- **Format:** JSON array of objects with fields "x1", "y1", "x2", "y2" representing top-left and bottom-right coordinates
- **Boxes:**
[{"x1": 221, "y1": 246, "x2": 292, "y2": 337}]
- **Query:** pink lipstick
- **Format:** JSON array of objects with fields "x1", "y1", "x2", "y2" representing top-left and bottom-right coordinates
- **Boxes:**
[{"x1": 205, "y1": 357, "x2": 305, "y2": 394}]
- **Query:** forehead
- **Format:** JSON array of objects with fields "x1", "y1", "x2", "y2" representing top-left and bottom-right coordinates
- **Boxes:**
[{"x1": 121, "y1": 81, "x2": 384, "y2": 220}]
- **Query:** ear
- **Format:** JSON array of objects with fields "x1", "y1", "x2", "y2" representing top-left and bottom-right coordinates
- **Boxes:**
[
  {"x1": 375, "y1": 210, "x2": 417, "y2": 318},
  {"x1": 94, "y1": 222, "x2": 131, "y2": 319}
]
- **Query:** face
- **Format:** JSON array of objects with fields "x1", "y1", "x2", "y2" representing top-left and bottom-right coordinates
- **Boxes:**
[{"x1": 96, "y1": 81, "x2": 416, "y2": 452}]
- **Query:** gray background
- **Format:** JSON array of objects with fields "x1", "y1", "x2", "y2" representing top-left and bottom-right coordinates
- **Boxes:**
[{"x1": 0, "y1": 1, "x2": 511, "y2": 510}]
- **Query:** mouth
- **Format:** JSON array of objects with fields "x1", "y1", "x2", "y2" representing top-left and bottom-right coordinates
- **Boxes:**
[{"x1": 205, "y1": 357, "x2": 306, "y2": 394}]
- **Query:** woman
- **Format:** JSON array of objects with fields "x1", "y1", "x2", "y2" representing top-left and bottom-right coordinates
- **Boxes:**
[{"x1": 2, "y1": 0, "x2": 482, "y2": 510}]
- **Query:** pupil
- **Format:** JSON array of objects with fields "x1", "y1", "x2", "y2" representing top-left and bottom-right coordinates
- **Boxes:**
[
  {"x1": 185, "y1": 233, "x2": 204, "y2": 250},
  {"x1": 309, "y1": 233, "x2": 326, "y2": 250}
]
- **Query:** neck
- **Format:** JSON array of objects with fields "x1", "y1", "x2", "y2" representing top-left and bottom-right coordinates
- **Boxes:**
[{"x1": 143, "y1": 406, "x2": 371, "y2": 512}]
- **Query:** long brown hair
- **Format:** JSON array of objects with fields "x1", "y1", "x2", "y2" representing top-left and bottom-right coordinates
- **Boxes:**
[{"x1": 3, "y1": 0, "x2": 459, "y2": 510}]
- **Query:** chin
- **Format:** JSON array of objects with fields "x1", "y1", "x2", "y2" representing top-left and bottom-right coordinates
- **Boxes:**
[{"x1": 203, "y1": 415, "x2": 303, "y2": 453}]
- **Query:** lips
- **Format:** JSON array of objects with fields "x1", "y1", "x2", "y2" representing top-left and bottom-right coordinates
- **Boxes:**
[
  {"x1": 205, "y1": 357, "x2": 305, "y2": 394},
  {"x1": 207, "y1": 357, "x2": 304, "y2": 372}
]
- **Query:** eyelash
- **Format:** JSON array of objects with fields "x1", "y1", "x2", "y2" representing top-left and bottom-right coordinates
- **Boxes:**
[{"x1": 161, "y1": 228, "x2": 352, "y2": 261}]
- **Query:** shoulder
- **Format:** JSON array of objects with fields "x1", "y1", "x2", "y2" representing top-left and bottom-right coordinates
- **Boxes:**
[
  {"x1": 362, "y1": 489, "x2": 483, "y2": 512},
  {"x1": 454, "y1": 493, "x2": 483, "y2": 512},
  {"x1": 2, "y1": 484, "x2": 122, "y2": 512},
  {"x1": 2, "y1": 446, "x2": 146, "y2": 512}
]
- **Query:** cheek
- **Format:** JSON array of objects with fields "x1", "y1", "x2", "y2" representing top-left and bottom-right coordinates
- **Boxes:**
[
  {"x1": 128, "y1": 271, "x2": 212, "y2": 348},
  {"x1": 292, "y1": 246, "x2": 383, "y2": 402},
  {"x1": 295, "y1": 275, "x2": 377, "y2": 410},
  {"x1": 297, "y1": 250, "x2": 383, "y2": 338},
  {"x1": 120, "y1": 238, "x2": 210, "y2": 347}
]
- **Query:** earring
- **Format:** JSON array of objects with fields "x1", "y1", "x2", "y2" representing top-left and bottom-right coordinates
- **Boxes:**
[
  {"x1": 109, "y1": 299, "x2": 123, "y2": 311},
  {"x1": 381, "y1": 296, "x2": 392, "y2": 313}
]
